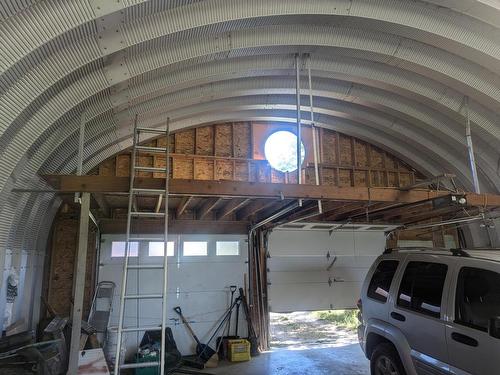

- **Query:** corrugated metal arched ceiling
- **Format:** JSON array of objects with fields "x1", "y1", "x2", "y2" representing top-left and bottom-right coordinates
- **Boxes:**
[{"x1": 2, "y1": 0, "x2": 500, "y2": 261}]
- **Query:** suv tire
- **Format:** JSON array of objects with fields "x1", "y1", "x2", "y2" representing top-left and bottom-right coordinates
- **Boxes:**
[{"x1": 370, "y1": 343, "x2": 406, "y2": 375}]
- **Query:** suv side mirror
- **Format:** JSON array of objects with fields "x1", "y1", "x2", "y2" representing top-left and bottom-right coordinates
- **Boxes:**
[{"x1": 489, "y1": 317, "x2": 500, "y2": 339}]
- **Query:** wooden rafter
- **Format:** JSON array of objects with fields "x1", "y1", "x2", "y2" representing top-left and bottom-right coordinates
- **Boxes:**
[
  {"x1": 197, "y1": 197, "x2": 223, "y2": 220},
  {"x1": 255, "y1": 200, "x2": 296, "y2": 222},
  {"x1": 320, "y1": 202, "x2": 366, "y2": 221},
  {"x1": 154, "y1": 194, "x2": 163, "y2": 213},
  {"x1": 217, "y1": 198, "x2": 251, "y2": 220},
  {"x1": 176, "y1": 196, "x2": 193, "y2": 218},
  {"x1": 236, "y1": 199, "x2": 277, "y2": 221}
]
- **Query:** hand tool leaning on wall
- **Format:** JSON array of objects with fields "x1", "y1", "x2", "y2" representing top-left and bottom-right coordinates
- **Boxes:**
[
  {"x1": 215, "y1": 285, "x2": 240, "y2": 360},
  {"x1": 174, "y1": 294, "x2": 240, "y2": 366},
  {"x1": 173, "y1": 307, "x2": 216, "y2": 361},
  {"x1": 199, "y1": 293, "x2": 242, "y2": 365},
  {"x1": 239, "y1": 287, "x2": 259, "y2": 356}
]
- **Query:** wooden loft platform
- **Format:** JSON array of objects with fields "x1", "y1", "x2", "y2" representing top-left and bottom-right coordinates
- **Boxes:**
[
  {"x1": 37, "y1": 123, "x2": 500, "y2": 235},
  {"x1": 41, "y1": 175, "x2": 500, "y2": 234}
]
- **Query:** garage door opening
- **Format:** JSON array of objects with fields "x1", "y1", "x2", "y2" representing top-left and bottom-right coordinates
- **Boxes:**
[
  {"x1": 270, "y1": 309, "x2": 359, "y2": 350},
  {"x1": 261, "y1": 224, "x2": 391, "y2": 374}
]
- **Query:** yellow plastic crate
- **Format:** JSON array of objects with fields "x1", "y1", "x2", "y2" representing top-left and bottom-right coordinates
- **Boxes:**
[{"x1": 228, "y1": 339, "x2": 251, "y2": 362}]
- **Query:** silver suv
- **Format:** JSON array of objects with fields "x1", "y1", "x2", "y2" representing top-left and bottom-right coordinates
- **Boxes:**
[{"x1": 357, "y1": 248, "x2": 500, "y2": 375}]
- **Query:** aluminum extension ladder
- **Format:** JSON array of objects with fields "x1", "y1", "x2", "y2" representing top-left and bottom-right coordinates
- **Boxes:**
[{"x1": 114, "y1": 115, "x2": 170, "y2": 374}]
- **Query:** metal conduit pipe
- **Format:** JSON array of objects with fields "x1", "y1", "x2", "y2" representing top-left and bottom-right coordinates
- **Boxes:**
[
  {"x1": 295, "y1": 54, "x2": 302, "y2": 186},
  {"x1": 307, "y1": 53, "x2": 323, "y2": 214}
]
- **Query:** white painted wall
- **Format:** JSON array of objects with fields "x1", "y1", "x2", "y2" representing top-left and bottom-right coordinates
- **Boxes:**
[
  {"x1": 268, "y1": 229, "x2": 386, "y2": 312},
  {"x1": 99, "y1": 234, "x2": 248, "y2": 359}
]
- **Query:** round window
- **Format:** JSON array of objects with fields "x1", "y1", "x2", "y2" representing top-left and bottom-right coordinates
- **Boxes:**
[{"x1": 264, "y1": 131, "x2": 305, "y2": 173}]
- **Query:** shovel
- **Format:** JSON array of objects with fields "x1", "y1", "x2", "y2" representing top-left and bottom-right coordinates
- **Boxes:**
[
  {"x1": 174, "y1": 306, "x2": 216, "y2": 361},
  {"x1": 204, "y1": 295, "x2": 242, "y2": 367}
]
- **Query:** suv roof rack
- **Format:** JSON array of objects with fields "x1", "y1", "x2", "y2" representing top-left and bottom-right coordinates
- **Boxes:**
[
  {"x1": 383, "y1": 247, "x2": 500, "y2": 263},
  {"x1": 383, "y1": 246, "x2": 447, "y2": 254},
  {"x1": 450, "y1": 248, "x2": 470, "y2": 257},
  {"x1": 384, "y1": 247, "x2": 470, "y2": 257}
]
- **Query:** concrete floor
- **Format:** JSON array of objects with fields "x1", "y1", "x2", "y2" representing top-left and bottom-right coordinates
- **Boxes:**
[{"x1": 211, "y1": 344, "x2": 370, "y2": 375}]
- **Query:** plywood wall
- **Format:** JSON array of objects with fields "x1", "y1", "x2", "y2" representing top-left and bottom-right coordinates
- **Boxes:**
[
  {"x1": 96, "y1": 122, "x2": 420, "y2": 188},
  {"x1": 46, "y1": 210, "x2": 97, "y2": 318}
]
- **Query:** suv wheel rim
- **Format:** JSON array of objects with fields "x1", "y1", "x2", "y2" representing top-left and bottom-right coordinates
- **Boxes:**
[{"x1": 375, "y1": 355, "x2": 399, "y2": 375}]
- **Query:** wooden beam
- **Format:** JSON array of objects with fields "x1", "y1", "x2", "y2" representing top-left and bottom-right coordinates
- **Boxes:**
[
  {"x1": 216, "y1": 198, "x2": 251, "y2": 220},
  {"x1": 40, "y1": 175, "x2": 500, "y2": 207},
  {"x1": 176, "y1": 196, "x2": 193, "y2": 218},
  {"x1": 236, "y1": 199, "x2": 277, "y2": 221},
  {"x1": 67, "y1": 192, "x2": 90, "y2": 374},
  {"x1": 100, "y1": 219, "x2": 248, "y2": 234},
  {"x1": 197, "y1": 197, "x2": 222, "y2": 220}
]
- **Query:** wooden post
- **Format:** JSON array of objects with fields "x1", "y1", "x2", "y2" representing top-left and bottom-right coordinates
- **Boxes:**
[{"x1": 67, "y1": 192, "x2": 90, "y2": 374}]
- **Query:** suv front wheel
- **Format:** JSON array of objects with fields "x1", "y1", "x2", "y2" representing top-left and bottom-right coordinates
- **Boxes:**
[{"x1": 370, "y1": 343, "x2": 406, "y2": 375}]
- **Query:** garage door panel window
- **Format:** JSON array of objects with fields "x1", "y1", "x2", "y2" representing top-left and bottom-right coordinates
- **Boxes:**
[
  {"x1": 397, "y1": 261, "x2": 448, "y2": 318},
  {"x1": 111, "y1": 241, "x2": 138, "y2": 257},
  {"x1": 455, "y1": 267, "x2": 500, "y2": 332},
  {"x1": 148, "y1": 241, "x2": 175, "y2": 257},
  {"x1": 216, "y1": 241, "x2": 239, "y2": 256},
  {"x1": 367, "y1": 260, "x2": 399, "y2": 303},
  {"x1": 183, "y1": 241, "x2": 208, "y2": 256}
]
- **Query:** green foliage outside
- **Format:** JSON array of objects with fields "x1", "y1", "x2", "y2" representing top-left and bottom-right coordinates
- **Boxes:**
[{"x1": 313, "y1": 309, "x2": 359, "y2": 331}]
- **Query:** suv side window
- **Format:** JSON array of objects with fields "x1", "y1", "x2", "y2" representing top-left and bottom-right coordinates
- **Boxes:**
[
  {"x1": 367, "y1": 260, "x2": 399, "y2": 303},
  {"x1": 397, "y1": 261, "x2": 448, "y2": 318},
  {"x1": 455, "y1": 267, "x2": 500, "y2": 332}
]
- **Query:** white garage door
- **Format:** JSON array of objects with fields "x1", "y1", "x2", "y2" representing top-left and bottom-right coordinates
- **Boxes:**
[
  {"x1": 98, "y1": 233, "x2": 248, "y2": 357},
  {"x1": 268, "y1": 224, "x2": 392, "y2": 312}
]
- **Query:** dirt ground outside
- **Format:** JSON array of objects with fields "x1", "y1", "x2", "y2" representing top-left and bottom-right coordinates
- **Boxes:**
[{"x1": 270, "y1": 310, "x2": 359, "y2": 350}]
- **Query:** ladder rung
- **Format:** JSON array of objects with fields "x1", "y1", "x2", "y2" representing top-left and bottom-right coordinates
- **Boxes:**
[
  {"x1": 124, "y1": 294, "x2": 163, "y2": 299},
  {"x1": 136, "y1": 145, "x2": 167, "y2": 153},
  {"x1": 128, "y1": 237, "x2": 165, "y2": 242},
  {"x1": 132, "y1": 188, "x2": 165, "y2": 195},
  {"x1": 127, "y1": 264, "x2": 164, "y2": 270},
  {"x1": 130, "y1": 212, "x2": 165, "y2": 218},
  {"x1": 120, "y1": 361, "x2": 160, "y2": 370},
  {"x1": 133, "y1": 166, "x2": 166, "y2": 173},
  {"x1": 121, "y1": 326, "x2": 162, "y2": 332},
  {"x1": 136, "y1": 127, "x2": 167, "y2": 135}
]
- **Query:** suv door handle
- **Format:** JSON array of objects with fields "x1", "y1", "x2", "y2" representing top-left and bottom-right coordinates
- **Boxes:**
[
  {"x1": 391, "y1": 312, "x2": 406, "y2": 322},
  {"x1": 451, "y1": 332, "x2": 478, "y2": 347}
]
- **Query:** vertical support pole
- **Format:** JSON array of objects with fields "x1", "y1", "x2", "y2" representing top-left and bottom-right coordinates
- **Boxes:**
[
  {"x1": 67, "y1": 192, "x2": 91, "y2": 375},
  {"x1": 464, "y1": 96, "x2": 480, "y2": 193},
  {"x1": 160, "y1": 118, "x2": 170, "y2": 375},
  {"x1": 295, "y1": 54, "x2": 302, "y2": 185},
  {"x1": 307, "y1": 54, "x2": 322, "y2": 213}
]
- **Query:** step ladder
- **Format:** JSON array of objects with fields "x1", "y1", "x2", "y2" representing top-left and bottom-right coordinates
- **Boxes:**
[
  {"x1": 88, "y1": 281, "x2": 115, "y2": 337},
  {"x1": 114, "y1": 116, "x2": 170, "y2": 374}
]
